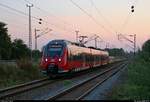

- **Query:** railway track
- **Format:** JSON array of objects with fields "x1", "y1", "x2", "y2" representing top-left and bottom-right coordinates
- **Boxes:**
[
  {"x1": 46, "y1": 62, "x2": 127, "y2": 100},
  {"x1": 0, "y1": 77, "x2": 54, "y2": 100},
  {"x1": 0, "y1": 61, "x2": 126, "y2": 101}
]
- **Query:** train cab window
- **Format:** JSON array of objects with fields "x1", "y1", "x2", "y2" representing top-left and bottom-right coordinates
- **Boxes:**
[
  {"x1": 45, "y1": 44, "x2": 64, "y2": 57},
  {"x1": 42, "y1": 46, "x2": 46, "y2": 57}
]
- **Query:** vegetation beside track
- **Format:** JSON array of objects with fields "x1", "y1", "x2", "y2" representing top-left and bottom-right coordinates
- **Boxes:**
[
  {"x1": 0, "y1": 22, "x2": 44, "y2": 89},
  {"x1": 110, "y1": 39, "x2": 150, "y2": 100},
  {"x1": 0, "y1": 59, "x2": 44, "y2": 89}
]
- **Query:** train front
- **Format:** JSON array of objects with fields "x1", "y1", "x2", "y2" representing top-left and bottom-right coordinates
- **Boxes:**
[{"x1": 40, "y1": 40, "x2": 68, "y2": 76}]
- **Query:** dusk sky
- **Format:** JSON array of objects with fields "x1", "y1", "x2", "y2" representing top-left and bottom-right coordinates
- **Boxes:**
[{"x1": 0, "y1": 0, "x2": 149, "y2": 52}]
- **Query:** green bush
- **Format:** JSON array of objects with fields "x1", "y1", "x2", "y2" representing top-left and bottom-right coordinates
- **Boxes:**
[
  {"x1": 111, "y1": 56, "x2": 150, "y2": 100},
  {"x1": 17, "y1": 59, "x2": 43, "y2": 79},
  {"x1": 0, "y1": 64, "x2": 22, "y2": 88},
  {"x1": 0, "y1": 59, "x2": 44, "y2": 89},
  {"x1": 16, "y1": 59, "x2": 32, "y2": 70},
  {"x1": 141, "y1": 39, "x2": 150, "y2": 62}
]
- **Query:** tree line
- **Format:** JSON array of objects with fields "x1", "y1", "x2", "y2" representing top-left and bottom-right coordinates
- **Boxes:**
[
  {"x1": 139, "y1": 39, "x2": 150, "y2": 62},
  {"x1": 105, "y1": 48, "x2": 126, "y2": 57},
  {"x1": 0, "y1": 22, "x2": 41, "y2": 60}
]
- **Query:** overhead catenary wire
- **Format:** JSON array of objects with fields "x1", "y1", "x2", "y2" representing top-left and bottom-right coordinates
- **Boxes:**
[
  {"x1": 0, "y1": 0, "x2": 115, "y2": 49},
  {"x1": 22, "y1": 0, "x2": 104, "y2": 45},
  {"x1": 0, "y1": 5, "x2": 38, "y2": 36},
  {"x1": 69, "y1": 0, "x2": 114, "y2": 35},
  {"x1": 24, "y1": 0, "x2": 32, "y2": 5},
  {"x1": 22, "y1": 0, "x2": 92, "y2": 35},
  {"x1": 23, "y1": 0, "x2": 114, "y2": 45},
  {"x1": 0, "y1": 2, "x2": 77, "y2": 34},
  {"x1": 117, "y1": 0, "x2": 139, "y2": 51},
  {"x1": 22, "y1": 0, "x2": 83, "y2": 34},
  {"x1": 0, "y1": 3, "x2": 41, "y2": 21},
  {"x1": 69, "y1": 0, "x2": 116, "y2": 49},
  {"x1": 0, "y1": 2, "x2": 40, "y2": 29},
  {"x1": 0, "y1": 1, "x2": 51, "y2": 30},
  {"x1": 0, "y1": 6, "x2": 28, "y2": 25},
  {"x1": 89, "y1": 0, "x2": 117, "y2": 33},
  {"x1": 0, "y1": 2, "x2": 78, "y2": 44},
  {"x1": 119, "y1": 0, "x2": 139, "y2": 33}
]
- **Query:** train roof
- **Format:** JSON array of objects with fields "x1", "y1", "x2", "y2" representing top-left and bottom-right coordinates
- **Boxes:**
[
  {"x1": 47, "y1": 39, "x2": 108, "y2": 53},
  {"x1": 48, "y1": 39, "x2": 85, "y2": 46}
]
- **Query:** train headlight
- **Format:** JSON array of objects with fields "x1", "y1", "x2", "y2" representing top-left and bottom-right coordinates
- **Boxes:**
[
  {"x1": 58, "y1": 58, "x2": 61, "y2": 62},
  {"x1": 45, "y1": 58, "x2": 48, "y2": 62}
]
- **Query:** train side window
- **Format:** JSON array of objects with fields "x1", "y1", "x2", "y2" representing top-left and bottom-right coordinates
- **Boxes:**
[
  {"x1": 85, "y1": 54, "x2": 87, "y2": 62},
  {"x1": 69, "y1": 50, "x2": 73, "y2": 61},
  {"x1": 96, "y1": 56, "x2": 98, "y2": 61},
  {"x1": 101, "y1": 55, "x2": 104, "y2": 60}
]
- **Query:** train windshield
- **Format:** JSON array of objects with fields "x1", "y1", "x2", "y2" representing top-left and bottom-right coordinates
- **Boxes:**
[{"x1": 45, "y1": 44, "x2": 64, "y2": 57}]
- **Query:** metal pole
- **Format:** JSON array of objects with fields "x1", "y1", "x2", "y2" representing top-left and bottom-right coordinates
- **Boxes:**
[
  {"x1": 27, "y1": 4, "x2": 33, "y2": 60},
  {"x1": 99, "y1": 40, "x2": 103, "y2": 49},
  {"x1": 35, "y1": 28, "x2": 40, "y2": 50},
  {"x1": 95, "y1": 37, "x2": 97, "y2": 48},
  {"x1": 75, "y1": 30, "x2": 79, "y2": 43},
  {"x1": 35, "y1": 28, "x2": 37, "y2": 50},
  {"x1": 106, "y1": 43, "x2": 109, "y2": 49},
  {"x1": 99, "y1": 41, "x2": 101, "y2": 49},
  {"x1": 134, "y1": 34, "x2": 136, "y2": 55}
]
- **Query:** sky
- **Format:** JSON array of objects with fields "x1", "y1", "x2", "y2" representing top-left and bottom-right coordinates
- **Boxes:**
[{"x1": 0, "y1": 0, "x2": 149, "y2": 52}]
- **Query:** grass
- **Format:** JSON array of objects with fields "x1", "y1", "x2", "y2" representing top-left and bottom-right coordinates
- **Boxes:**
[
  {"x1": 110, "y1": 56, "x2": 150, "y2": 100},
  {"x1": 63, "y1": 80, "x2": 72, "y2": 86},
  {"x1": 0, "y1": 59, "x2": 44, "y2": 89}
]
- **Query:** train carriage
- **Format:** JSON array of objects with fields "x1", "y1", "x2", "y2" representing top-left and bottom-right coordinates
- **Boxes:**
[{"x1": 40, "y1": 39, "x2": 109, "y2": 76}]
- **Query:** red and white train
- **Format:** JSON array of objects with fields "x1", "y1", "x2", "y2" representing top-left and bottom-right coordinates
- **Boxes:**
[{"x1": 40, "y1": 39, "x2": 109, "y2": 76}]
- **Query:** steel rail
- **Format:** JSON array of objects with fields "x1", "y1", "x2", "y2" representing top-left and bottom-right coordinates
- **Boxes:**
[
  {"x1": 46, "y1": 61, "x2": 126, "y2": 100},
  {"x1": 61, "y1": 62, "x2": 127, "y2": 100},
  {"x1": 0, "y1": 77, "x2": 55, "y2": 99},
  {"x1": 0, "y1": 78, "x2": 48, "y2": 92},
  {"x1": 76, "y1": 63, "x2": 127, "y2": 100}
]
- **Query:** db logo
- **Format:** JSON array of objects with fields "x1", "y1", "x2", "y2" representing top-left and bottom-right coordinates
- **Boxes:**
[{"x1": 51, "y1": 59, "x2": 55, "y2": 62}]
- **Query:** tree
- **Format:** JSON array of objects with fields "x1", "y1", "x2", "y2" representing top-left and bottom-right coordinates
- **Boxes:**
[
  {"x1": 11, "y1": 39, "x2": 30, "y2": 59},
  {"x1": 141, "y1": 39, "x2": 150, "y2": 61},
  {"x1": 32, "y1": 50, "x2": 42, "y2": 61},
  {"x1": 142, "y1": 39, "x2": 150, "y2": 53},
  {"x1": 106, "y1": 48, "x2": 126, "y2": 57},
  {"x1": 0, "y1": 22, "x2": 12, "y2": 59}
]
